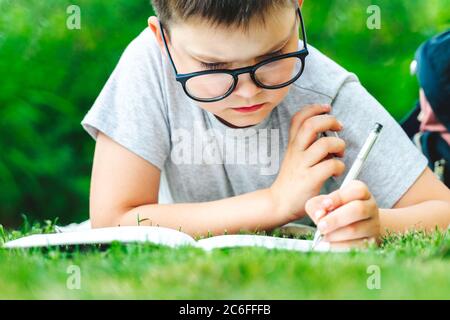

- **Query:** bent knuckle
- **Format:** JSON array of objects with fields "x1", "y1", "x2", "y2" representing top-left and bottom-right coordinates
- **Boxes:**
[
  {"x1": 352, "y1": 181, "x2": 368, "y2": 198},
  {"x1": 302, "y1": 118, "x2": 315, "y2": 132},
  {"x1": 327, "y1": 115, "x2": 337, "y2": 123},
  {"x1": 338, "y1": 138, "x2": 346, "y2": 150},
  {"x1": 332, "y1": 159, "x2": 341, "y2": 171},
  {"x1": 317, "y1": 137, "x2": 331, "y2": 149},
  {"x1": 307, "y1": 104, "x2": 324, "y2": 111},
  {"x1": 328, "y1": 137, "x2": 345, "y2": 151},
  {"x1": 334, "y1": 159, "x2": 345, "y2": 171}
]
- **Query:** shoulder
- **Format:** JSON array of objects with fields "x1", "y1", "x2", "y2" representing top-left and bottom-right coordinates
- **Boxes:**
[
  {"x1": 104, "y1": 28, "x2": 174, "y2": 117},
  {"x1": 117, "y1": 28, "x2": 164, "y2": 74}
]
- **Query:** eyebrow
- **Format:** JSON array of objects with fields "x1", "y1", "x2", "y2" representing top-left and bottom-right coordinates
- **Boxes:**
[{"x1": 188, "y1": 17, "x2": 298, "y2": 64}]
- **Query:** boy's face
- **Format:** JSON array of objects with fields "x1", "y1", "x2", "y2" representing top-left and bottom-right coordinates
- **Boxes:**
[{"x1": 152, "y1": 6, "x2": 300, "y2": 128}]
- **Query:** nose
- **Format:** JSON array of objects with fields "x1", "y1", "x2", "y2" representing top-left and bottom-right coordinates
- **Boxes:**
[{"x1": 233, "y1": 72, "x2": 263, "y2": 99}]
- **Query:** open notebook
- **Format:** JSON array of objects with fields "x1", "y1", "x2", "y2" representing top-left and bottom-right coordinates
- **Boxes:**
[{"x1": 2, "y1": 225, "x2": 336, "y2": 252}]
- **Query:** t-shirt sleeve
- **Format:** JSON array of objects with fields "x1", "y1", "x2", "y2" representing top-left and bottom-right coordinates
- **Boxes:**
[
  {"x1": 81, "y1": 30, "x2": 171, "y2": 171},
  {"x1": 330, "y1": 78, "x2": 428, "y2": 209}
]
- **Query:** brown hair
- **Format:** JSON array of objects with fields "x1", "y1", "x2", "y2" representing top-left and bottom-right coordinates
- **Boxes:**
[{"x1": 151, "y1": 0, "x2": 298, "y2": 32}]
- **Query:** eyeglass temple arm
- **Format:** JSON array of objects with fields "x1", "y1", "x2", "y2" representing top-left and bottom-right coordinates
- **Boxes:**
[
  {"x1": 159, "y1": 21, "x2": 180, "y2": 74},
  {"x1": 297, "y1": 7, "x2": 308, "y2": 50}
]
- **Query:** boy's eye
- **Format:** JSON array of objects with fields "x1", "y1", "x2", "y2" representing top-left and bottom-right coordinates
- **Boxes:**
[
  {"x1": 198, "y1": 49, "x2": 285, "y2": 71},
  {"x1": 263, "y1": 49, "x2": 284, "y2": 60},
  {"x1": 200, "y1": 62, "x2": 227, "y2": 70}
]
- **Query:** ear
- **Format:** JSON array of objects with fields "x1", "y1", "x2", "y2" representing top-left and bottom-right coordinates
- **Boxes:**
[{"x1": 148, "y1": 16, "x2": 167, "y2": 54}]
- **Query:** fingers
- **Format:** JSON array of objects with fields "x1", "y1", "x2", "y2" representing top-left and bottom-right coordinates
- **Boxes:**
[
  {"x1": 294, "y1": 114, "x2": 343, "y2": 151},
  {"x1": 305, "y1": 194, "x2": 332, "y2": 224},
  {"x1": 303, "y1": 137, "x2": 346, "y2": 166},
  {"x1": 289, "y1": 104, "x2": 331, "y2": 145},
  {"x1": 318, "y1": 180, "x2": 372, "y2": 213},
  {"x1": 309, "y1": 158, "x2": 346, "y2": 185},
  {"x1": 323, "y1": 218, "x2": 380, "y2": 242},
  {"x1": 306, "y1": 180, "x2": 372, "y2": 219},
  {"x1": 317, "y1": 198, "x2": 377, "y2": 235},
  {"x1": 305, "y1": 180, "x2": 376, "y2": 234}
]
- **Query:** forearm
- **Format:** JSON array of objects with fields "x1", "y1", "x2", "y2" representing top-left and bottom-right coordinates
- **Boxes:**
[
  {"x1": 115, "y1": 188, "x2": 286, "y2": 238},
  {"x1": 379, "y1": 200, "x2": 450, "y2": 235}
]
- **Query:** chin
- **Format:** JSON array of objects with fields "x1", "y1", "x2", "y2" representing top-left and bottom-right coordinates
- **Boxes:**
[{"x1": 229, "y1": 114, "x2": 267, "y2": 128}]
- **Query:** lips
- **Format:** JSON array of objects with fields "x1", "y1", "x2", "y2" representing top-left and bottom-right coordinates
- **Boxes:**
[{"x1": 231, "y1": 103, "x2": 265, "y2": 113}]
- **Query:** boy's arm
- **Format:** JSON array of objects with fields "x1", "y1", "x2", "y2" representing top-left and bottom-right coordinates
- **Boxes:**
[
  {"x1": 379, "y1": 167, "x2": 450, "y2": 234},
  {"x1": 379, "y1": 201, "x2": 450, "y2": 235},
  {"x1": 90, "y1": 132, "x2": 287, "y2": 237},
  {"x1": 121, "y1": 189, "x2": 284, "y2": 237}
]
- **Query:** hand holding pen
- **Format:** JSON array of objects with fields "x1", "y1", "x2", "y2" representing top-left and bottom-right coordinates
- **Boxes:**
[{"x1": 309, "y1": 123, "x2": 383, "y2": 249}]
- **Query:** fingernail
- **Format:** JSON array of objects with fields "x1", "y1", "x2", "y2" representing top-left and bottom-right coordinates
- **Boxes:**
[
  {"x1": 338, "y1": 120, "x2": 344, "y2": 128},
  {"x1": 321, "y1": 198, "x2": 333, "y2": 210},
  {"x1": 318, "y1": 220, "x2": 328, "y2": 232},
  {"x1": 314, "y1": 209, "x2": 326, "y2": 220},
  {"x1": 322, "y1": 104, "x2": 331, "y2": 110}
]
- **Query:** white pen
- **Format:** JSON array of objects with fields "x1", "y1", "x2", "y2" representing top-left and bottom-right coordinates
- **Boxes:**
[{"x1": 311, "y1": 122, "x2": 383, "y2": 249}]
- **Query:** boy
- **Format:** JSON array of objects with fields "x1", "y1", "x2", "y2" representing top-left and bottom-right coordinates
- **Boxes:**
[{"x1": 82, "y1": 0, "x2": 450, "y2": 248}]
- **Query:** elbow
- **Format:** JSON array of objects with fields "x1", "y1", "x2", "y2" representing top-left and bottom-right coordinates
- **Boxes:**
[
  {"x1": 89, "y1": 206, "x2": 126, "y2": 229},
  {"x1": 90, "y1": 214, "x2": 114, "y2": 229},
  {"x1": 90, "y1": 216, "x2": 111, "y2": 229}
]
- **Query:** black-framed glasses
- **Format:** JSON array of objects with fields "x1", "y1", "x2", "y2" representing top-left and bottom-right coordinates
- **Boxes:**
[{"x1": 159, "y1": 7, "x2": 309, "y2": 103}]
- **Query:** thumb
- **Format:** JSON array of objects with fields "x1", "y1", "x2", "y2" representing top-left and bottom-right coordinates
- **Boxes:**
[
  {"x1": 305, "y1": 194, "x2": 333, "y2": 224},
  {"x1": 306, "y1": 180, "x2": 371, "y2": 223}
]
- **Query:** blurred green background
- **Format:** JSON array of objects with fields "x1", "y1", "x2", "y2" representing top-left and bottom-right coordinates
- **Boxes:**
[{"x1": 0, "y1": 0, "x2": 449, "y2": 227}]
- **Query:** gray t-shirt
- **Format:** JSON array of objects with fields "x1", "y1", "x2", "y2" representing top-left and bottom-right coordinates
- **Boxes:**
[{"x1": 81, "y1": 28, "x2": 427, "y2": 225}]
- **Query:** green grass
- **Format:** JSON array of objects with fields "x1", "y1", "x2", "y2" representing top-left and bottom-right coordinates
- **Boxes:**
[{"x1": 0, "y1": 221, "x2": 449, "y2": 299}]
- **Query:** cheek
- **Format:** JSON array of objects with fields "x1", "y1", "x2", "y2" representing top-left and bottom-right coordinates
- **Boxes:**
[
  {"x1": 196, "y1": 101, "x2": 227, "y2": 113},
  {"x1": 261, "y1": 86, "x2": 291, "y2": 107}
]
